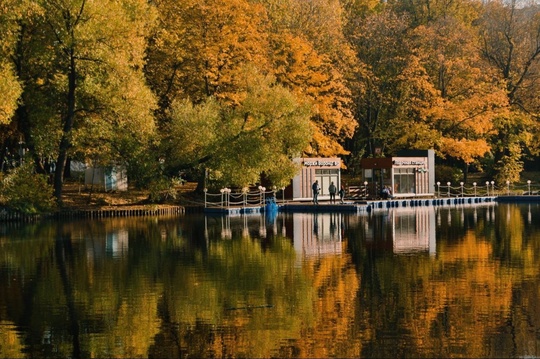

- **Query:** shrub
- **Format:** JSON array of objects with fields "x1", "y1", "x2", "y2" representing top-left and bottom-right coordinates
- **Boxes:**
[
  {"x1": 148, "y1": 177, "x2": 177, "y2": 203},
  {"x1": 435, "y1": 165, "x2": 463, "y2": 184},
  {"x1": 0, "y1": 163, "x2": 56, "y2": 214}
]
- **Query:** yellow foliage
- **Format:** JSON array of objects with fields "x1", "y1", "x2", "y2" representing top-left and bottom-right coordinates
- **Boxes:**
[
  {"x1": 0, "y1": 63, "x2": 22, "y2": 125},
  {"x1": 271, "y1": 32, "x2": 356, "y2": 156},
  {"x1": 148, "y1": 0, "x2": 271, "y2": 106},
  {"x1": 0, "y1": 321, "x2": 25, "y2": 358},
  {"x1": 440, "y1": 138, "x2": 491, "y2": 163}
]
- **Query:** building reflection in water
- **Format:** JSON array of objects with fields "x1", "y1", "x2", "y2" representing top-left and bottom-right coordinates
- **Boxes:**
[
  {"x1": 203, "y1": 202, "x2": 499, "y2": 258},
  {"x1": 388, "y1": 207, "x2": 436, "y2": 255},
  {"x1": 105, "y1": 228, "x2": 129, "y2": 257},
  {"x1": 292, "y1": 213, "x2": 343, "y2": 259},
  {"x1": 202, "y1": 212, "x2": 344, "y2": 259}
]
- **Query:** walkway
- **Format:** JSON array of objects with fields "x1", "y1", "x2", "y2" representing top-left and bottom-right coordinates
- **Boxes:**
[{"x1": 203, "y1": 195, "x2": 515, "y2": 215}]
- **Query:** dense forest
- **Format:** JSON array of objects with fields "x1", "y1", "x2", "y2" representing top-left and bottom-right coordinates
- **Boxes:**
[{"x1": 1, "y1": 0, "x2": 539, "y2": 207}]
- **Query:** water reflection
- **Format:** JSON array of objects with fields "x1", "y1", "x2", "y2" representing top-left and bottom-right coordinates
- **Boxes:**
[
  {"x1": 391, "y1": 207, "x2": 435, "y2": 254},
  {"x1": 105, "y1": 228, "x2": 129, "y2": 257},
  {"x1": 1, "y1": 203, "x2": 540, "y2": 358}
]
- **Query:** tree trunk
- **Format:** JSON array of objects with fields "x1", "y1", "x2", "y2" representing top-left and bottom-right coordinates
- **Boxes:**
[{"x1": 54, "y1": 49, "x2": 77, "y2": 203}]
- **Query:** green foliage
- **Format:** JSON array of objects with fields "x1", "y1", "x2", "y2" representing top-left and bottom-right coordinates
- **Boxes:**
[
  {"x1": 493, "y1": 152, "x2": 523, "y2": 184},
  {"x1": 165, "y1": 66, "x2": 312, "y2": 189},
  {"x1": 490, "y1": 114, "x2": 533, "y2": 184},
  {"x1": 148, "y1": 177, "x2": 178, "y2": 203},
  {"x1": 125, "y1": 152, "x2": 163, "y2": 190},
  {"x1": 435, "y1": 164, "x2": 463, "y2": 184},
  {"x1": 7, "y1": 0, "x2": 158, "y2": 200},
  {"x1": 0, "y1": 163, "x2": 56, "y2": 214}
]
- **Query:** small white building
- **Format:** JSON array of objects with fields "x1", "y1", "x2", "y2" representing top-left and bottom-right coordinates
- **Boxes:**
[
  {"x1": 361, "y1": 149, "x2": 435, "y2": 198},
  {"x1": 84, "y1": 166, "x2": 128, "y2": 191},
  {"x1": 291, "y1": 157, "x2": 341, "y2": 200}
]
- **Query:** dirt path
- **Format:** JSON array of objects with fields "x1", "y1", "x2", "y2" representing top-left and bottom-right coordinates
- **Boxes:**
[{"x1": 59, "y1": 181, "x2": 199, "y2": 210}]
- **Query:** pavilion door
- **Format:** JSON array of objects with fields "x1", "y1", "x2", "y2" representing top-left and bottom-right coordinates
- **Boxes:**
[
  {"x1": 373, "y1": 169, "x2": 383, "y2": 197},
  {"x1": 316, "y1": 169, "x2": 339, "y2": 196}
]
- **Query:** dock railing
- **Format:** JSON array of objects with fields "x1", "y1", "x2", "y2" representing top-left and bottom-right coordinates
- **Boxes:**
[
  {"x1": 436, "y1": 181, "x2": 539, "y2": 197},
  {"x1": 347, "y1": 180, "x2": 539, "y2": 200},
  {"x1": 204, "y1": 187, "x2": 285, "y2": 208},
  {"x1": 203, "y1": 181, "x2": 539, "y2": 208}
]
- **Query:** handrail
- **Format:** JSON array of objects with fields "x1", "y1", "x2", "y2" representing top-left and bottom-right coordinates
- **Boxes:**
[
  {"x1": 435, "y1": 181, "x2": 539, "y2": 197},
  {"x1": 203, "y1": 182, "x2": 539, "y2": 207},
  {"x1": 204, "y1": 188, "x2": 283, "y2": 208}
]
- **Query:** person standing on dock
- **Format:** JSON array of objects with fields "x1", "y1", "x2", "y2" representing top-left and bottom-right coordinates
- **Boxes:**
[
  {"x1": 329, "y1": 182, "x2": 337, "y2": 203},
  {"x1": 339, "y1": 186, "x2": 345, "y2": 204},
  {"x1": 312, "y1": 180, "x2": 320, "y2": 204}
]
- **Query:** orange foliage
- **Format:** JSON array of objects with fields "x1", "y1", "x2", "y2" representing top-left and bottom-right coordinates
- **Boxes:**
[
  {"x1": 147, "y1": 0, "x2": 271, "y2": 107},
  {"x1": 271, "y1": 32, "x2": 357, "y2": 156}
]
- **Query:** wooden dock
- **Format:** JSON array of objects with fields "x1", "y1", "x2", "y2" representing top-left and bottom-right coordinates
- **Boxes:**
[{"x1": 204, "y1": 196, "x2": 500, "y2": 214}]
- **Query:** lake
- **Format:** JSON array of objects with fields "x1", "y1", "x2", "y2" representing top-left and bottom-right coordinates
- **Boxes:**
[{"x1": 1, "y1": 202, "x2": 540, "y2": 358}]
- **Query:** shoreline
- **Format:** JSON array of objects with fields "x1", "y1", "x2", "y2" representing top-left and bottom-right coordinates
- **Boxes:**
[
  {"x1": 2, "y1": 195, "x2": 539, "y2": 223},
  {"x1": 0, "y1": 204, "x2": 190, "y2": 222}
]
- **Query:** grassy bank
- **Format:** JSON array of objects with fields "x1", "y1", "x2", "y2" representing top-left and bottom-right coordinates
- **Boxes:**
[{"x1": 59, "y1": 181, "x2": 201, "y2": 211}]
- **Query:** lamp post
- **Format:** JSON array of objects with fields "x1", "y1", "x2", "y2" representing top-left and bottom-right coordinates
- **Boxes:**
[
  {"x1": 220, "y1": 188, "x2": 225, "y2": 207},
  {"x1": 506, "y1": 181, "x2": 510, "y2": 196},
  {"x1": 258, "y1": 186, "x2": 265, "y2": 205},
  {"x1": 486, "y1": 181, "x2": 490, "y2": 196},
  {"x1": 364, "y1": 181, "x2": 368, "y2": 198},
  {"x1": 221, "y1": 188, "x2": 231, "y2": 207},
  {"x1": 242, "y1": 187, "x2": 249, "y2": 207},
  {"x1": 473, "y1": 182, "x2": 477, "y2": 197},
  {"x1": 527, "y1": 180, "x2": 531, "y2": 195},
  {"x1": 447, "y1": 182, "x2": 451, "y2": 197},
  {"x1": 437, "y1": 182, "x2": 440, "y2": 197},
  {"x1": 460, "y1": 182, "x2": 464, "y2": 197},
  {"x1": 204, "y1": 188, "x2": 208, "y2": 208},
  {"x1": 491, "y1": 181, "x2": 495, "y2": 196}
]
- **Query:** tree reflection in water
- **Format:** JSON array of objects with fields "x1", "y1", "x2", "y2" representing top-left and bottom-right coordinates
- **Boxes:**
[{"x1": 0, "y1": 203, "x2": 540, "y2": 358}]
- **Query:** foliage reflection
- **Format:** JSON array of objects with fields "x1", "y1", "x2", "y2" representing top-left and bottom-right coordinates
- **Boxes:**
[{"x1": 0, "y1": 203, "x2": 539, "y2": 358}]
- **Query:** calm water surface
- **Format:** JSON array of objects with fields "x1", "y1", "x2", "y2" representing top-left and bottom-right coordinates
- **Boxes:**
[{"x1": 1, "y1": 202, "x2": 540, "y2": 358}]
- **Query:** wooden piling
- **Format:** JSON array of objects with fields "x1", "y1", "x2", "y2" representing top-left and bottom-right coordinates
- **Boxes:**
[{"x1": 0, "y1": 205, "x2": 186, "y2": 222}]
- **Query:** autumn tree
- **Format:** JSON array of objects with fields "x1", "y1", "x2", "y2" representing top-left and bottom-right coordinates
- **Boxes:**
[
  {"x1": 346, "y1": 10, "x2": 413, "y2": 159},
  {"x1": 405, "y1": 17, "x2": 508, "y2": 178},
  {"x1": 148, "y1": 0, "x2": 355, "y2": 186},
  {"x1": 387, "y1": 0, "x2": 482, "y2": 27},
  {"x1": 10, "y1": 0, "x2": 158, "y2": 202},
  {"x1": 0, "y1": 0, "x2": 25, "y2": 172},
  {"x1": 270, "y1": 32, "x2": 356, "y2": 156},
  {"x1": 146, "y1": 0, "x2": 271, "y2": 114},
  {"x1": 163, "y1": 66, "x2": 312, "y2": 189},
  {"x1": 489, "y1": 113, "x2": 534, "y2": 183},
  {"x1": 346, "y1": 5, "x2": 509, "y2": 181},
  {"x1": 478, "y1": 0, "x2": 540, "y2": 180},
  {"x1": 256, "y1": 0, "x2": 358, "y2": 157},
  {"x1": 0, "y1": 0, "x2": 22, "y2": 126}
]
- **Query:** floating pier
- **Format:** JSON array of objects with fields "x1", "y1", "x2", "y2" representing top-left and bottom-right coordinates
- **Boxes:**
[
  {"x1": 205, "y1": 196, "x2": 499, "y2": 214},
  {"x1": 365, "y1": 196, "x2": 497, "y2": 212}
]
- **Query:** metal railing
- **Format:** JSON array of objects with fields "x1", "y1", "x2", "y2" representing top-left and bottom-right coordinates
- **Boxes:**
[
  {"x1": 204, "y1": 186, "x2": 285, "y2": 208},
  {"x1": 203, "y1": 181, "x2": 539, "y2": 207},
  {"x1": 435, "y1": 180, "x2": 539, "y2": 197}
]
